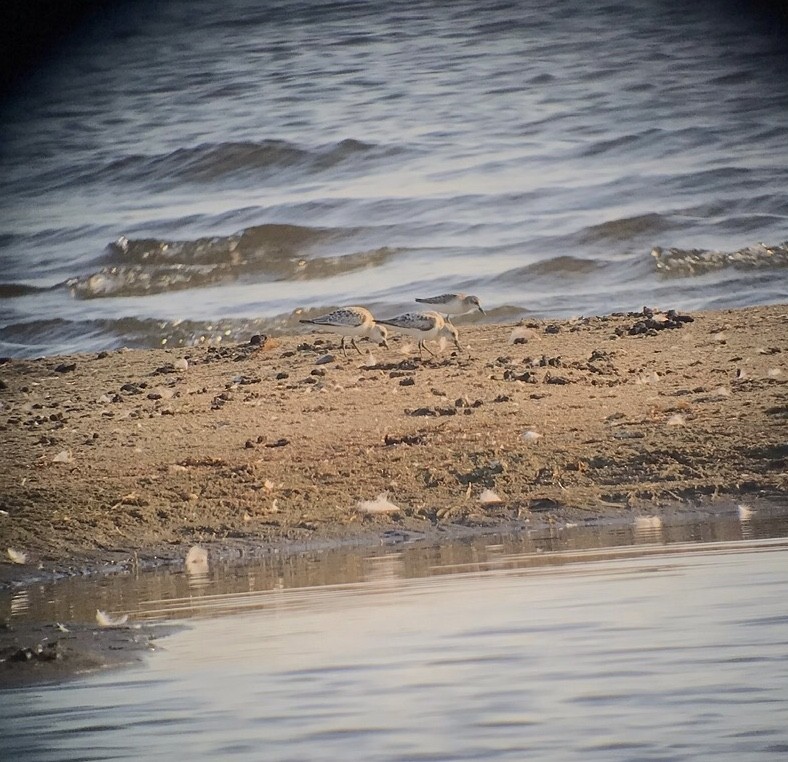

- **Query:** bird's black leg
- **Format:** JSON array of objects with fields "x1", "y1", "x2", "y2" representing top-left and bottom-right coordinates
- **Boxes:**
[
  {"x1": 352, "y1": 337, "x2": 362, "y2": 355},
  {"x1": 421, "y1": 340, "x2": 436, "y2": 357}
]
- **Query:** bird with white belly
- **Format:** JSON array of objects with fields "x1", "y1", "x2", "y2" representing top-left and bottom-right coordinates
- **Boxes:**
[
  {"x1": 299, "y1": 306, "x2": 389, "y2": 357},
  {"x1": 376, "y1": 310, "x2": 461, "y2": 357},
  {"x1": 415, "y1": 293, "x2": 484, "y2": 318}
]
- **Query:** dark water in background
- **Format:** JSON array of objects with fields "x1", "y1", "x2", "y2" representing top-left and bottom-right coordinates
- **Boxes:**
[{"x1": 1, "y1": 0, "x2": 787, "y2": 357}]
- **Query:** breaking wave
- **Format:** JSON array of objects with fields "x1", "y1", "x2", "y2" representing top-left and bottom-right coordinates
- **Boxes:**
[
  {"x1": 0, "y1": 314, "x2": 313, "y2": 356},
  {"x1": 66, "y1": 224, "x2": 398, "y2": 298},
  {"x1": 652, "y1": 241, "x2": 788, "y2": 277}
]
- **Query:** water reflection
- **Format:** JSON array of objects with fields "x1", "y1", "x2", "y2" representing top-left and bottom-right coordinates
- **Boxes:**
[
  {"x1": 3, "y1": 519, "x2": 788, "y2": 762},
  {"x1": 632, "y1": 514, "x2": 663, "y2": 543},
  {"x1": 9, "y1": 588, "x2": 29, "y2": 618},
  {"x1": 184, "y1": 545, "x2": 211, "y2": 592},
  {"x1": 362, "y1": 553, "x2": 403, "y2": 585},
  {"x1": 2, "y1": 508, "x2": 788, "y2": 762},
  {"x1": 738, "y1": 504, "x2": 755, "y2": 540},
  {"x1": 1, "y1": 507, "x2": 787, "y2": 627}
]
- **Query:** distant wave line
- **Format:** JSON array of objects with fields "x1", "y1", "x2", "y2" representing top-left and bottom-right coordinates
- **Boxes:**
[{"x1": 24, "y1": 138, "x2": 405, "y2": 193}]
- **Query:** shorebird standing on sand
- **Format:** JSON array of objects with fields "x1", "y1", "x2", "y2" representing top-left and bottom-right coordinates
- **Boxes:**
[
  {"x1": 299, "y1": 306, "x2": 389, "y2": 357},
  {"x1": 415, "y1": 293, "x2": 484, "y2": 318},
  {"x1": 377, "y1": 310, "x2": 461, "y2": 358}
]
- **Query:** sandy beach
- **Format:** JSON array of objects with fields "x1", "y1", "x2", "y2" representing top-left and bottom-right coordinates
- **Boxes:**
[{"x1": 0, "y1": 304, "x2": 786, "y2": 587}]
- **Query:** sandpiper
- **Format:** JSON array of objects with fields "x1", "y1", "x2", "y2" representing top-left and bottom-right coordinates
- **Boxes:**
[
  {"x1": 377, "y1": 310, "x2": 461, "y2": 357},
  {"x1": 299, "y1": 306, "x2": 389, "y2": 357},
  {"x1": 415, "y1": 292, "x2": 484, "y2": 317}
]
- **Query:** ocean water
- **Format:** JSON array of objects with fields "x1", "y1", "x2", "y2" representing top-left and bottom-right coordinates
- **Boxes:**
[{"x1": 1, "y1": 0, "x2": 787, "y2": 357}]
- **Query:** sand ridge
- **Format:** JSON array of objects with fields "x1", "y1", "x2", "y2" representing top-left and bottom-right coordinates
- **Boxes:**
[{"x1": 0, "y1": 304, "x2": 786, "y2": 584}]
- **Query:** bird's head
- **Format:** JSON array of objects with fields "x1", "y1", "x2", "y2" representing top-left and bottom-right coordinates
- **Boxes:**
[
  {"x1": 442, "y1": 321, "x2": 462, "y2": 351},
  {"x1": 468, "y1": 295, "x2": 484, "y2": 314},
  {"x1": 371, "y1": 323, "x2": 389, "y2": 348}
]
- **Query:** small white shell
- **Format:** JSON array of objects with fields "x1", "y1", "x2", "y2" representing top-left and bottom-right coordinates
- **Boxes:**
[
  {"x1": 479, "y1": 489, "x2": 504, "y2": 505},
  {"x1": 7, "y1": 548, "x2": 27, "y2": 564},
  {"x1": 357, "y1": 493, "x2": 400, "y2": 514}
]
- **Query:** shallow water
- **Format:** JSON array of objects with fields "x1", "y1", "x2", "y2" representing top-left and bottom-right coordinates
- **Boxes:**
[
  {"x1": 1, "y1": 0, "x2": 787, "y2": 356},
  {"x1": 3, "y1": 509, "x2": 788, "y2": 760}
]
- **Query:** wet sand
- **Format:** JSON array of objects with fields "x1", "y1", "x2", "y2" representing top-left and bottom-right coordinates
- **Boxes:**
[
  {"x1": 1, "y1": 304, "x2": 786, "y2": 589},
  {"x1": 0, "y1": 620, "x2": 177, "y2": 688}
]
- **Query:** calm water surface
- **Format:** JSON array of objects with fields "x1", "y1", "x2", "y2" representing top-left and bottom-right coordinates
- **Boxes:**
[{"x1": 2, "y1": 510, "x2": 788, "y2": 760}]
